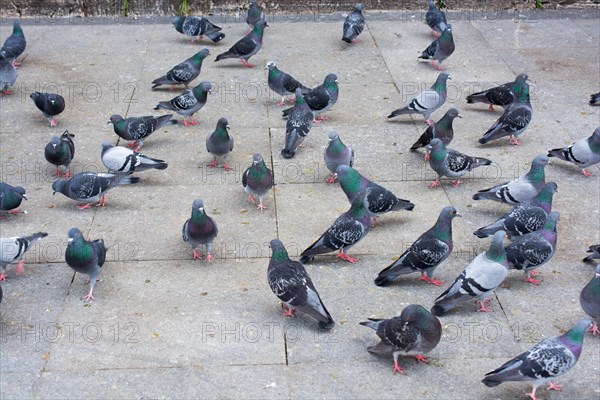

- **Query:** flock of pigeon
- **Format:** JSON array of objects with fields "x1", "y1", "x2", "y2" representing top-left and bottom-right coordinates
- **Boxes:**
[{"x1": 1, "y1": 1, "x2": 600, "y2": 398}]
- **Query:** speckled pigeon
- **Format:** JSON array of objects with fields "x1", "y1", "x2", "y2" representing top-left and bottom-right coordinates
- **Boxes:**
[
  {"x1": 281, "y1": 88, "x2": 313, "y2": 159},
  {"x1": 44, "y1": 130, "x2": 75, "y2": 178},
  {"x1": 206, "y1": 117, "x2": 234, "y2": 170},
  {"x1": 246, "y1": 0, "x2": 265, "y2": 28},
  {"x1": 30, "y1": 92, "x2": 65, "y2": 127},
  {"x1": 324, "y1": 131, "x2": 354, "y2": 184},
  {"x1": 583, "y1": 245, "x2": 600, "y2": 263},
  {"x1": 0, "y1": 182, "x2": 27, "y2": 216},
  {"x1": 65, "y1": 227, "x2": 106, "y2": 301},
  {"x1": 172, "y1": 16, "x2": 225, "y2": 43},
  {"x1": 109, "y1": 113, "x2": 176, "y2": 150},
  {"x1": 0, "y1": 232, "x2": 47, "y2": 281},
  {"x1": 419, "y1": 24, "x2": 454, "y2": 70},
  {"x1": 101, "y1": 142, "x2": 167, "y2": 173},
  {"x1": 590, "y1": 93, "x2": 600, "y2": 106},
  {"x1": 427, "y1": 138, "x2": 492, "y2": 188},
  {"x1": 360, "y1": 304, "x2": 442, "y2": 375},
  {"x1": 152, "y1": 49, "x2": 210, "y2": 89},
  {"x1": 473, "y1": 182, "x2": 558, "y2": 239},
  {"x1": 375, "y1": 206, "x2": 460, "y2": 287},
  {"x1": 473, "y1": 154, "x2": 548, "y2": 205},
  {"x1": 410, "y1": 108, "x2": 460, "y2": 158},
  {"x1": 266, "y1": 61, "x2": 310, "y2": 106},
  {"x1": 283, "y1": 74, "x2": 339, "y2": 121},
  {"x1": 268, "y1": 239, "x2": 334, "y2": 329},
  {"x1": 215, "y1": 20, "x2": 267, "y2": 67},
  {"x1": 182, "y1": 198, "x2": 218, "y2": 262},
  {"x1": 548, "y1": 126, "x2": 600, "y2": 176},
  {"x1": 580, "y1": 265, "x2": 600, "y2": 335},
  {"x1": 154, "y1": 82, "x2": 212, "y2": 127},
  {"x1": 0, "y1": 53, "x2": 17, "y2": 95},
  {"x1": 342, "y1": 3, "x2": 365, "y2": 43},
  {"x1": 431, "y1": 231, "x2": 508, "y2": 316},
  {"x1": 425, "y1": 0, "x2": 447, "y2": 36},
  {"x1": 467, "y1": 73, "x2": 529, "y2": 111},
  {"x1": 242, "y1": 153, "x2": 274, "y2": 210},
  {"x1": 482, "y1": 319, "x2": 591, "y2": 400},
  {"x1": 0, "y1": 20, "x2": 26, "y2": 67}
]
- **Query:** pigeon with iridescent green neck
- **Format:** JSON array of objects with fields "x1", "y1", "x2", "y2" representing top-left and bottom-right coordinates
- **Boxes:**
[
  {"x1": 473, "y1": 154, "x2": 548, "y2": 205},
  {"x1": 482, "y1": 319, "x2": 591, "y2": 400},
  {"x1": 109, "y1": 113, "x2": 177, "y2": 150},
  {"x1": 419, "y1": 24, "x2": 454, "y2": 70},
  {"x1": 30, "y1": 92, "x2": 65, "y2": 127},
  {"x1": 410, "y1": 108, "x2": 460, "y2": 158},
  {"x1": 427, "y1": 138, "x2": 492, "y2": 188},
  {"x1": 0, "y1": 20, "x2": 26, "y2": 67},
  {"x1": 281, "y1": 88, "x2": 313, "y2": 159},
  {"x1": 474, "y1": 182, "x2": 557, "y2": 239},
  {"x1": 0, "y1": 182, "x2": 27, "y2": 216},
  {"x1": 467, "y1": 73, "x2": 529, "y2": 111},
  {"x1": 580, "y1": 265, "x2": 600, "y2": 335},
  {"x1": 206, "y1": 117, "x2": 234, "y2": 170},
  {"x1": 45, "y1": 130, "x2": 75, "y2": 178},
  {"x1": 266, "y1": 61, "x2": 310, "y2": 106},
  {"x1": 505, "y1": 211, "x2": 558, "y2": 285},
  {"x1": 152, "y1": 49, "x2": 210, "y2": 89},
  {"x1": 215, "y1": 20, "x2": 267, "y2": 68},
  {"x1": 342, "y1": 3, "x2": 365, "y2": 43},
  {"x1": 172, "y1": 16, "x2": 225, "y2": 43},
  {"x1": 431, "y1": 230, "x2": 509, "y2": 316},
  {"x1": 182, "y1": 198, "x2": 218, "y2": 262},
  {"x1": 242, "y1": 153, "x2": 274, "y2": 210},
  {"x1": 283, "y1": 74, "x2": 339, "y2": 121},
  {"x1": 246, "y1": 0, "x2": 265, "y2": 29},
  {"x1": 548, "y1": 126, "x2": 600, "y2": 176},
  {"x1": 583, "y1": 245, "x2": 600, "y2": 263},
  {"x1": 65, "y1": 227, "x2": 106, "y2": 301},
  {"x1": 375, "y1": 206, "x2": 460, "y2": 287},
  {"x1": 425, "y1": 0, "x2": 447, "y2": 37},
  {"x1": 324, "y1": 131, "x2": 354, "y2": 184},
  {"x1": 154, "y1": 82, "x2": 212, "y2": 127},
  {"x1": 0, "y1": 232, "x2": 47, "y2": 281}
]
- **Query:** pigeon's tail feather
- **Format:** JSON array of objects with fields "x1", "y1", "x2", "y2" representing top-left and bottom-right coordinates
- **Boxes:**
[
  {"x1": 117, "y1": 176, "x2": 140, "y2": 186},
  {"x1": 151, "y1": 77, "x2": 172, "y2": 89},
  {"x1": 466, "y1": 93, "x2": 488, "y2": 104},
  {"x1": 154, "y1": 101, "x2": 175, "y2": 112},
  {"x1": 473, "y1": 157, "x2": 493, "y2": 167},
  {"x1": 410, "y1": 138, "x2": 424, "y2": 150},
  {"x1": 481, "y1": 377, "x2": 504, "y2": 388},
  {"x1": 206, "y1": 30, "x2": 225, "y2": 42},
  {"x1": 282, "y1": 130, "x2": 300, "y2": 159},
  {"x1": 547, "y1": 147, "x2": 569, "y2": 162},
  {"x1": 473, "y1": 223, "x2": 499, "y2": 238},
  {"x1": 26, "y1": 232, "x2": 49, "y2": 243},
  {"x1": 156, "y1": 114, "x2": 177, "y2": 128},
  {"x1": 281, "y1": 149, "x2": 295, "y2": 159},
  {"x1": 299, "y1": 254, "x2": 314, "y2": 264},
  {"x1": 358, "y1": 319, "x2": 383, "y2": 331},
  {"x1": 154, "y1": 162, "x2": 168, "y2": 170},
  {"x1": 590, "y1": 93, "x2": 600, "y2": 106},
  {"x1": 374, "y1": 273, "x2": 397, "y2": 287},
  {"x1": 388, "y1": 107, "x2": 410, "y2": 118},
  {"x1": 366, "y1": 341, "x2": 395, "y2": 355},
  {"x1": 472, "y1": 189, "x2": 496, "y2": 201},
  {"x1": 431, "y1": 302, "x2": 454, "y2": 317},
  {"x1": 342, "y1": 28, "x2": 355, "y2": 43},
  {"x1": 318, "y1": 316, "x2": 335, "y2": 330},
  {"x1": 281, "y1": 107, "x2": 292, "y2": 118},
  {"x1": 392, "y1": 199, "x2": 415, "y2": 211}
]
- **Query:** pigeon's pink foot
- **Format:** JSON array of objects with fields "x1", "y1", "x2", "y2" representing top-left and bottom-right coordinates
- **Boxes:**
[
  {"x1": 247, "y1": 195, "x2": 255, "y2": 203},
  {"x1": 240, "y1": 59, "x2": 255, "y2": 68},
  {"x1": 49, "y1": 117, "x2": 57, "y2": 127},
  {"x1": 326, "y1": 175, "x2": 336, "y2": 184},
  {"x1": 430, "y1": 30, "x2": 441, "y2": 38},
  {"x1": 64, "y1": 170, "x2": 71, "y2": 178},
  {"x1": 53, "y1": 168, "x2": 62, "y2": 176},
  {"x1": 429, "y1": 180, "x2": 440, "y2": 189},
  {"x1": 488, "y1": 104, "x2": 495, "y2": 111},
  {"x1": 82, "y1": 291, "x2": 95, "y2": 302},
  {"x1": 316, "y1": 115, "x2": 330, "y2": 121},
  {"x1": 526, "y1": 388, "x2": 539, "y2": 400},
  {"x1": 414, "y1": 354, "x2": 429, "y2": 364},
  {"x1": 207, "y1": 159, "x2": 218, "y2": 168},
  {"x1": 12, "y1": 60, "x2": 22, "y2": 68},
  {"x1": 297, "y1": 143, "x2": 306, "y2": 148},
  {"x1": 546, "y1": 382, "x2": 564, "y2": 392},
  {"x1": 312, "y1": 119, "x2": 322, "y2": 124},
  {"x1": 276, "y1": 100, "x2": 286, "y2": 107},
  {"x1": 581, "y1": 169, "x2": 593, "y2": 177},
  {"x1": 526, "y1": 275, "x2": 542, "y2": 285},
  {"x1": 476, "y1": 299, "x2": 492, "y2": 312},
  {"x1": 451, "y1": 180, "x2": 461, "y2": 188},
  {"x1": 529, "y1": 270, "x2": 541, "y2": 277},
  {"x1": 587, "y1": 322, "x2": 599, "y2": 335},
  {"x1": 418, "y1": 273, "x2": 444, "y2": 286},
  {"x1": 183, "y1": 118, "x2": 199, "y2": 126},
  {"x1": 281, "y1": 304, "x2": 296, "y2": 317},
  {"x1": 223, "y1": 163, "x2": 233, "y2": 171},
  {"x1": 196, "y1": 35, "x2": 204, "y2": 42},
  {"x1": 78, "y1": 204, "x2": 91, "y2": 210},
  {"x1": 425, "y1": 119, "x2": 433, "y2": 126},
  {"x1": 0, "y1": 272, "x2": 7, "y2": 281},
  {"x1": 286, "y1": 96, "x2": 296, "y2": 104},
  {"x1": 96, "y1": 196, "x2": 107, "y2": 207},
  {"x1": 424, "y1": 151, "x2": 430, "y2": 161},
  {"x1": 8, "y1": 208, "x2": 24, "y2": 215},
  {"x1": 1, "y1": 89, "x2": 13, "y2": 95},
  {"x1": 193, "y1": 249, "x2": 203, "y2": 260},
  {"x1": 509, "y1": 135, "x2": 521, "y2": 145},
  {"x1": 431, "y1": 61, "x2": 445, "y2": 71},
  {"x1": 392, "y1": 361, "x2": 406, "y2": 375},
  {"x1": 371, "y1": 216, "x2": 380, "y2": 226},
  {"x1": 126, "y1": 141, "x2": 139, "y2": 149},
  {"x1": 337, "y1": 250, "x2": 358, "y2": 264},
  {"x1": 15, "y1": 261, "x2": 24, "y2": 275},
  {"x1": 257, "y1": 202, "x2": 267, "y2": 211},
  {"x1": 205, "y1": 253, "x2": 213, "y2": 262}
]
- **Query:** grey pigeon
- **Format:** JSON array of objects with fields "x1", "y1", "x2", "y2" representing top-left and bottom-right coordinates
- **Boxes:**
[
  {"x1": 419, "y1": 24, "x2": 454, "y2": 70},
  {"x1": 547, "y1": 126, "x2": 600, "y2": 176},
  {"x1": 425, "y1": 0, "x2": 447, "y2": 36},
  {"x1": 427, "y1": 138, "x2": 492, "y2": 188},
  {"x1": 505, "y1": 211, "x2": 559, "y2": 285},
  {"x1": 283, "y1": 74, "x2": 339, "y2": 121},
  {"x1": 242, "y1": 153, "x2": 274, "y2": 210},
  {"x1": 215, "y1": 20, "x2": 267, "y2": 67},
  {"x1": 266, "y1": 61, "x2": 310, "y2": 106},
  {"x1": 360, "y1": 304, "x2": 442, "y2": 375},
  {"x1": 431, "y1": 231, "x2": 508, "y2": 316},
  {"x1": 52, "y1": 171, "x2": 139, "y2": 210},
  {"x1": 30, "y1": 92, "x2": 65, "y2": 127},
  {"x1": 410, "y1": 108, "x2": 460, "y2": 157},
  {"x1": 0, "y1": 232, "x2": 47, "y2": 281},
  {"x1": 246, "y1": 0, "x2": 265, "y2": 28},
  {"x1": 44, "y1": 131, "x2": 75, "y2": 178},
  {"x1": 299, "y1": 189, "x2": 372, "y2": 264},
  {"x1": 482, "y1": 319, "x2": 591, "y2": 400},
  {"x1": 324, "y1": 131, "x2": 354, "y2": 184},
  {"x1": 206, "y1": 117, "x2": 234, "y2": 170},
  {"x1": 109, "y1": 114, "x2": 177, "y2": 151},
  {"x1": 172, "y1": 16, "x2": 225, "y2": 43},
  {"x1": 101, "y1": 142, "x2": 167, "y2": 173},
  {"x1": 479, "y1": 75, "x2": 532, "y2": 145},
  {"x1": 342, "y1": 3, "x2": 365, "y2": 43},
  {"x1": 388, "y1": 71, "x2": 450, "y2": 125},
  {"x1": 583, "y1": 245, "x2": 600, "y2": 263},
  {"x1": 375, "y1": 206, "x2": 460, "y2": 287},
  {"x1": 335, "y1": 165, "x2": 414, "y2": 221},
  {"x1": 152, "y1": 48, "x2": 210, "y2": 89},
  {"x1": 473, "y1": 182, "x2": 558, "y2": 239},
  {"x1": 467, "y1": 73, "x2": 529, "y2": 111},
  {"x1": 154, "y1": 82, "x2": 212, "y2": 127},
  {"x1": 580, "y1": 265, "x2": 600, "y2": 335},
  {"x1": 182, "y1": 198, "x2": 218, "y2": 261},
  {"x1": 268, "y1": 239, "x2": 334, "y2": 329},
  {"x1": 590, "y1": 93, "x2": 600, "y2": 106},
  {"x1": 472, "y1": 154, "x2": 548, "y2": 205},
  {"x1": 0, "y1": 182, "x2": 27, "y2": 216},
  {"x1": 65, "y1": 227, "x2": 106, "y2": 301},
  {"x1": 0, "y1": 20, "x2": 26, "y2": 67},
  {"x1": 0, "y1": 53, "x2": 17, "y2": 95},
  {"x1": 281, "y1": 88, "x2": 313, "y2": 159}
]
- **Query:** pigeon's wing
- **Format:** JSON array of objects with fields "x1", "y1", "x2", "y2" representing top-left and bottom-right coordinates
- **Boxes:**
[{"x1": 304, "y1": 87, "x2": 330, "y2": 111}]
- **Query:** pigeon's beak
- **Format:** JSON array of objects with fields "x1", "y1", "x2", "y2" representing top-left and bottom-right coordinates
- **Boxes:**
[
  {"x1": 52, "y1": 191, "x2": 56, "y2": 196},
  {"x1": 198, "y1": 207, "x2": 204, "y2": 212},
  {"x1": 333, "y1": 173, "x2": 338, "y2": 180},
  {"x1": 457, "y1": 115, "x2": 463, "y2": 119},
  {"x1": 106, "y1": 121, "x2": 111, "y2": 124},
  {"x1": 455, "y1": 212, "x2": 462, "y2": 218},
  {"x1": 22, "y1": 194, "x2": 28, "y2": 200},
  {"x1": 226, "y1": 125, "x2": 230, "y2": 130},
  {"x1": 68, "y1": 238, "x2": 73, "y2": 243}
]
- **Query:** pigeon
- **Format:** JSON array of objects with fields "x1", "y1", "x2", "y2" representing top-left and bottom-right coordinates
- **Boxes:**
[
  {"x1": 154, "y1": 82, "x2": 212, "y2": 127},
  {"x1": 410, "y1": 108, "x2": 460, "y2": 158},
  {"x1": 215, "y1": 20, "x2": 267, "y2": 67},
  {"x1": 590, "y1": 93, "x2": 600, "y2": 106},
  {"x1": 473, "y1": 182, "x2": 558, "y2": 239},
  {"x1": 479, "y1": 75, "x2": 532, "y2": 145},
  {"x1": 283, "y1": 74, "x2": 339, "y2": 121},
  {"x1": 206, "y1": 117, "x2": 234, "y2": 170},
  {"x1": 472, "y1": 154, "x2": 548, "y2": 205},
  {"x1": 342, "y1": 3, "x2": 365, "y2": 43},
  {"x1": 419, "y1": 24, "x2": 455, "y2": 70},
  {"x1": 388, "y1": 71, "x2": 450, "y2": 125},
  {"x1": 44, "y1": 130, "x2": 75, "y2": 178},
  {"x1": 360, "y1": 304, "x2": 442, "y2": 375},
  {"x1": 182, "y1": 198, "x2": 218, "y2": 261},
  {"x1": 101, "y1": 142, "x2": 168, "y2": 173},
  {"x1": 0, "y1": 20, "x2": 26, "y2": 67},
  {"x1": 299, "y1": 189, "x2": 372, "y2": 264},
  {"x1": 151, "y1": 48, "x2": 210, "y2": 89},
  {"x1": 108, "y1": 114, "x2": 177, "y2": 150},
  {"x1": 30, "y1": 92, "x2": 65, "y2": 127},
  {"x1": 0, "y1": 53, "x2": 17, "y2": 95},
  {"x1": 425, "y1": 0, "x2": 447, "y2": 37},
  {"x1": 505, "y1": 211, "x2": 559, "y2": 285},
  {"x1": 467, "y1": 73, "x2": 529, "y2": 111},
  {"x1": 267, "y1": 239, "x2": 334, "y2": 329},
  {"x1": 0, "y1": 182, "x2": 27, "y2": 216},
  {"x1": 427, "y1": 138, "x2": 492, "y2": 188},
  {"x1": 482, "y1": 319, "x2": 591, "y2": 400},
  {"x1": 246, "y1": 0, "x2": 265, "y2": 29},
  {"x1": 583, "y1": 245, "x2": 600, "y2": 263},
  {"x1": 335, "y1": 165, "x2": 414, "y2": 221},
  {"x1": 580, "y1": 265, "x2": 600, "y2": 335},
  {"x1": 281, "y1": 88, "x2": 313, "y2": 159},
  {"x1": 266, "y1": 61, "x2": 310, "y2": 106},
  {"x1": 431, "y1": 231, "x2": 509, "y2": 316},
  {"x1": 375, "y1": 206, "x2": 460, "y2": 287},
  {"x1": 171, "y1": 16, "x2": 225, "y2": 43},
  {"x1": 547, "y1": 126, "x2": 600, "y2": 176},
  {"x1": 242, "y1": 153, "x2": 274, "y2": 210},
  {"x1": 52, "y1": 172, "x2": 139, "y2": 210},
  {"x1": 65, "y1": 227, "x2": 106, "y2": 301},
  {"x1": 324, "y1": 131, "x2": 354, "y2": 184},
  {"x1": 0, "y1": 232, "x2": 47, "y2": 281}
]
